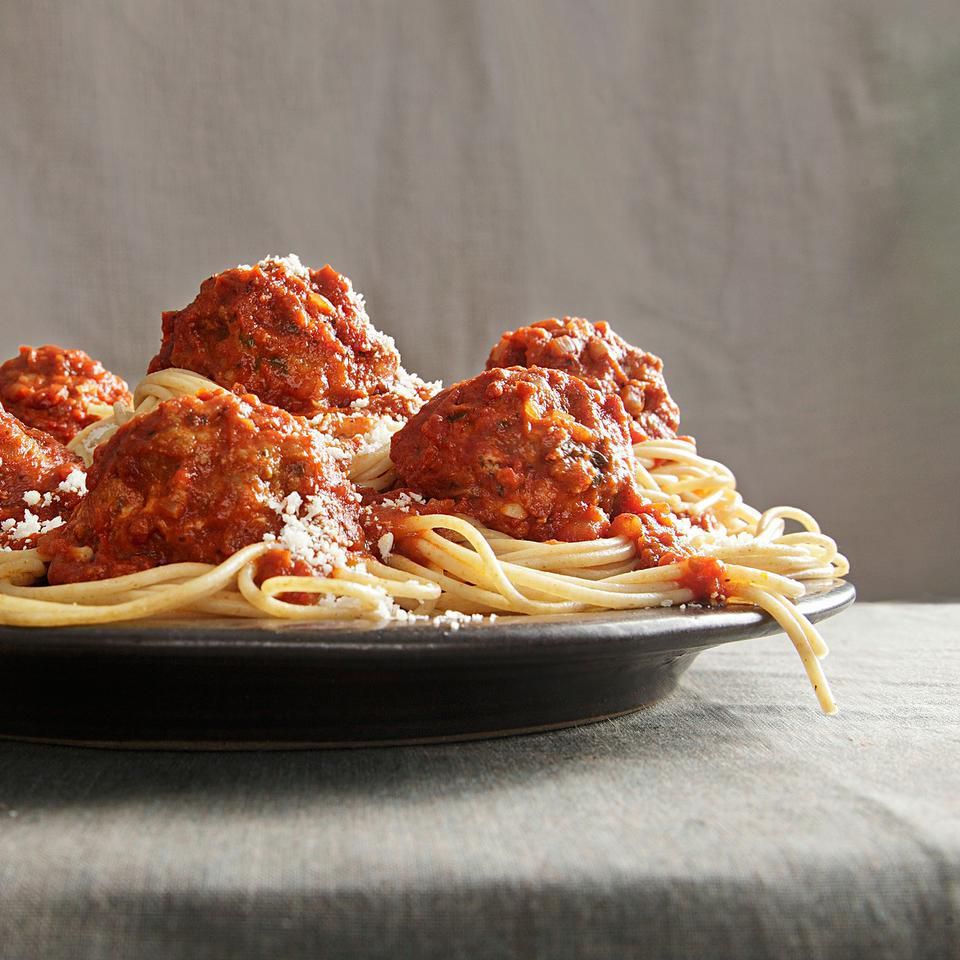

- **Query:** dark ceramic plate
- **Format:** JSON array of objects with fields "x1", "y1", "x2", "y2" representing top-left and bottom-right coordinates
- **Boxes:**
[{"x1": 0, "y1": 580, "x2": 854, "y2": 748}]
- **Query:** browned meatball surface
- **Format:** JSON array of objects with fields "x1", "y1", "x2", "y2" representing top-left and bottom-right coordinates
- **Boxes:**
[
  {"x1": 149, "y1": 255, "x2": 425, "y2": 417},
  {"x1": 39, "y1": 390, "x2": 364, "y2": 587},
  {"x1": 487, "y1": 317, "x2": 679, "y2": 440},
  {"x1": 390, "y1": 367, "x2": 648, "y2": 541}
]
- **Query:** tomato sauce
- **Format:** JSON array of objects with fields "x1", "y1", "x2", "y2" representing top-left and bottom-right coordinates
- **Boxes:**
[
  {"x1": 675, "y1": 555, "x2": 726, "y2": 602},
  {"x1": 0, "y1": 405, "x2": 85, "y2": 550},
  {"x1": 0, "y1": 345, "x2": 131, "y2": 444},
  {"x1": 611, "y1": 508, "x2": 726, "y2": 601}
]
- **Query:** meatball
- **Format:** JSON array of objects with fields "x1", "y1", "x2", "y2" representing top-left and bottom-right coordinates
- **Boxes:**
[
  {"x1": 390, "y1": 367, "x2": 648, "y2": 541},
  {"x1": 486, "y1": 317, "x2": 679, "y2": 440},
  {"x1": 0, "y1": 344, "x2": 131, "y2": 444},
  {"x1": 0, "y1": 405, "x2": 86, "y2": 550},
  {"x1": 149, "y1": 255, "x2": 426, "y2": 417},
  {"x1": 39, "y1": 390, "x2": 363, "y2": 586}
]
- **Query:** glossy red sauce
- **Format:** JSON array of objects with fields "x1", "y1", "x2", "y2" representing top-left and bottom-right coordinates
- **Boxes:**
[
  {"x1": 487, "y1": 317, "x2": 679, "y2": 441},
  {"x1": 149, "y1": 259, "x2": 429, "y2": 418},
  {"x1": 360, "y1": 489, "x2": 452, "y2": 551},
  {"x1": 0, "y1": 405, "x2": 85, "y2": 550},
  {"x1": 610, "y1": 504, "x2": 690, "y2": 568},
  {"x1": 38, "y1": 391, "x2": 364, "y2": 592},
  {"x1": 611, "y1": 509, "x2": 725, "y2": 601},
  {"x1": 675, "y1": 555, "x2": 726, "y2": 602},
  {"x1": 0, "y1": 345, "x2": 131, "y2": 444}
]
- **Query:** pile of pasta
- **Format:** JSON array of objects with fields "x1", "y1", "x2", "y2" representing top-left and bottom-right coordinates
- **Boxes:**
[{"x1": 0, "y1": 366, "x2": 848, "y2": 713}]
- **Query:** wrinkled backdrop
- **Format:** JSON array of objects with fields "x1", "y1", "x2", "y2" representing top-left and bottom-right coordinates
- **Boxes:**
[{"x1": 1, "y1": 0, "x2": 958, "y2": 599}]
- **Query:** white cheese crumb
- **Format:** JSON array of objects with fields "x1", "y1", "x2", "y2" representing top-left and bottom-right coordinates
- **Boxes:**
[
  {"x1": 429, "y1": 610, "x2": 492, "y2": 628},
  {"x1": 377, "y1": 532, "x2": 394, "y2": 561},
  {"x1": 5, "y1": 510, "x2": 65, "y2": 542},
  {"x1": 352, "y1": 416, "x2": 405, "y2": 458},
  {"x1": 252, "y1": 253, "x2": 311, "y2": 282},
  {"x1": 377, "y1": 491, "x2": 425, "y2": 511},
  {"x1": 262, "y1": 490, "x2": 353, "y2": 577},
  {"x1": 22, "y1": 491, "x2": 41, "y2": 506},
  {"x1": 58, "y1": 468, "x2": 88, "y2": 497}
]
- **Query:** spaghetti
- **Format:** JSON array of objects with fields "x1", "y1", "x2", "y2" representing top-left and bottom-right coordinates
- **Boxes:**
[
  {"x1": 0, "y1": 258, "x2": 851, "y2": 715},
  {"x1": 2, "y1": 371, "x2": 847, "y2": 712}
]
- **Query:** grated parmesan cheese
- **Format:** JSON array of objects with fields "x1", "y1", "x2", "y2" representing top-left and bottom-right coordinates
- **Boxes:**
[
  {"x1": 3, "y1": 509, "x2": 65, "y2": 542},
  {"x1": 2, "y1": 469, "x2": 88, "y2": 549},
  {"x1": 262, "y1": 490, "x2": 354, "y2": 577},
  {"x1": 429, "y1": 610, "x2": 497, "y2": 630},
  {"x1": 353, "y1": 417, "x2": 405, "y2": 458},
  {"x1": 58, "y1": 468, "x2": 88, "y2": 497},
  {"x1": 243, "y1": 253, "x2": 312, "y2": 283},
  {"x1": 377, "y1": 532, "x2": 394, "y2": 561},
  {"x1": 376, "y1": 491, "x2": 425, "y2": 511}
]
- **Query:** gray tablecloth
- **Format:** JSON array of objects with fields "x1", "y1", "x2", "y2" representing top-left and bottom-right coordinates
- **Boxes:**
[{"x1": 0, "y1": 603, "x2": 956, "y2": 960}]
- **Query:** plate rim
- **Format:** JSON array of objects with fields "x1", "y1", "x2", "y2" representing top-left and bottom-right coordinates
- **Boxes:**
[{"x1": 0, "y1": 579, "x2": 855, "y2": 659}]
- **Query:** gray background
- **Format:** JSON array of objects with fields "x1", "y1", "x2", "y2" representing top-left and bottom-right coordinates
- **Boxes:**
[{"x1": 1, "y1": 0, "x2": 957, "y2": 599}]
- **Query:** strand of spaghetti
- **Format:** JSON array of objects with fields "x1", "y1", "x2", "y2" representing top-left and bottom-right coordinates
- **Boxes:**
[
  {"x1": 731, "y1": 582, "x2": 836, "y2": 714},
  {"x1": 484, "y1": 532, "x2": 627, "y2": 554},
  {"x1": 632, "y1": 460, "x2": 661, "y2": 490},
  {"x1": 388, "y1": 553, "x2": 525, "y2": 613},
  {"x1": 416, "y1": 528, "x2": 706, "y2": 593},
  {"x1": 484, "y1": 551, "x2": 679, "y2": 584},
  {"x1": 684, "y1": 488, "x2": 728, "y2": 516},
  {"x1": 770, "y1": 537, "x2": 849, "y2": 578},
  {"x1": 830, "y1": 553, "x2": 850, "y2": 578},
  {"x1": 551, "y1": 562, "x2": 638, "y2": 580},
  {"x1": 489, "y1": 539, "x2": 635, "y2": 569},
  {"x1": 771, "y1": 531, "x2": 839, "y2": 554},
  {"x1": 428, "y1": 523, "x2": 638, "y2": 570},
  {"x1": 633, "y1": 438, "x2": 696, "y2": 456},
  {"x1": 411, "y1": 533, "x2": 611, "y2": 607},
  {"x1": 133, "y1": 369, "x2": 224, "y2": 406},
  {"x1": 707, "y1": 544, "x2": 830, "y2": 579},
  {"x1": 84, "y1": 401, "x2": 115, "y2": 420},
  {"x1": 361, "y1": 558, "x2": 448, "y2": 587},
  {"x1": 235, "y1": 564, "x2": 384, "y2": 620},
  {"x1": 67, "y1": 418, "x2": 120, "y2": 463},
  {"x1": 409, "y1": 533, "x2": 583, "y2": 613},
  {"x1": 757, "y1": 506, "x2": 821, "y2": 537},
  {"x1": 395, "y1": 514, "x2": 561, "y2": 613},
  {"x1": 0, "y1": 560, "x2": 217, "y2": 599},
  {"x1": 272, "y1": 568, "x2": 441, "y2": 602},
  {"x1": 351, "y1": 444, "x2": 396, "y2": 472},
  {"x1": 259, "y1": 573, "x2": 396, "y2": 604},
  {"x1": 190, "y1": 593, "x2": 264, "y2": 618},
  {"x1": 715, "y1": 562, "x2": 805, "y2": 600},
  {"x1": 413, "y1": 529, "x2": 692, "y2": 609},
  {"x1": 0, "y1": 543, "x2": 272, "y2": 627},
  {"x1": 723, "y1": 563, "x2": 828, "y2": 659},
  {"x1": 0, "y1": 550, "x2": 46, "y2": 586},
  {"x1": 635, "y1": 440, "x2": 713, "y2": 463},
  {"x1": 660, "y1": 474, "x2": 735, "y2": 495}
]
